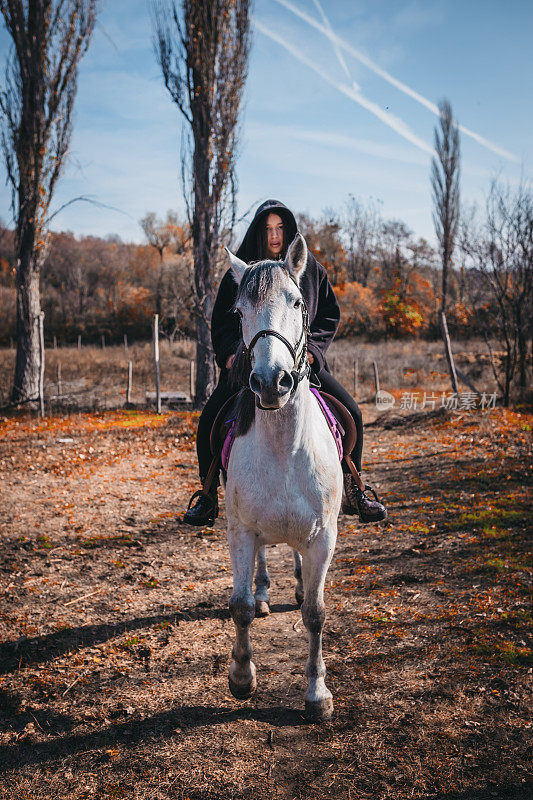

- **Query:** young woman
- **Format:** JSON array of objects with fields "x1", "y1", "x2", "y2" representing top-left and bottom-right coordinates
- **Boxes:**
[{"x1": 184, "y1": 199, "x2": 387, "y2": 526}]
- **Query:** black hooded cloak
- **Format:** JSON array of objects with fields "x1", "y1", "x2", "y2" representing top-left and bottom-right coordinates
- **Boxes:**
[{"x1": 211, "y1": 199, "x2": 340, "y2": 372}]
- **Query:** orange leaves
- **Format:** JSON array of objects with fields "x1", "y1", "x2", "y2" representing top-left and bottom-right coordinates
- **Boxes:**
[
  {"x1": 0, "y1": 408, "x2": 173, "y2": 439},
  {"x1": 379, "y1": 289, "x2": 424, "y2": 336},
  {"x1": 334, "y1": 281, "x2": 383, "y2": 337}
]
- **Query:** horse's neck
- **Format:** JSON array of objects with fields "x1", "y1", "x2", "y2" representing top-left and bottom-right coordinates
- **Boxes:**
[{"x1": 253, "y1": 380, "x2": 315, "y2": 455}]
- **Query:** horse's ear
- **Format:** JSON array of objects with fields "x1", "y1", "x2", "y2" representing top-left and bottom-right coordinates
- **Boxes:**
[
  {"x1": 285, "y1": 233, "x2": 308, "y2": 285},
  {"x1": 225, "y1": 247, "x2": 248, "y2": 284}
]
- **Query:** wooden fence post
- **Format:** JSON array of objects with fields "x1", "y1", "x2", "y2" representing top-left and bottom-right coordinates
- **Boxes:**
[
  {"x1": 101, "y1": 334, "x2": 105, "y2": 350},
  {"x1": 353, "y1": 359, "x2": 358, "y2": 397},
  {"x1": 78, "y1": 334, "x2": 81, "y2": 350},
  {"x1": 53, "y1": 335, "x2": 57, "y2": 350},
  {"x1": 153, "y1": 315, "x2": 161, "y2": 414},
  {"x1": 126, "y1": 360, "x2": 132, "y2": 405},
  {"x1": 38, "y1": 312, "x2": 45, "y2": 417},
  {"x1": 372, "y1": 360, "x2": 380, "y2": 401},
  {"x1": 189, "y1": 360, "x2": 195, "y2": 404},
  {"x1": 57, "y1": 361, "x2": 62, "y2": 397},
  {"x1": 124, "y1": 333, "x2": 128, "y2": 351}
]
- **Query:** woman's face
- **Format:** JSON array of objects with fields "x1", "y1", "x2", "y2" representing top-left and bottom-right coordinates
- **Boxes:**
[{"x1": 265, "y1": 213, "x2": 284, "y2": 258}]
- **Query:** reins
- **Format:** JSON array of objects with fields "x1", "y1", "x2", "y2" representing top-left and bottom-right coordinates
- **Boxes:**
[
  {"x1": 236, "y1": 269, "x2": 312, "y2": 397},
  {"x1": 244, "y1": 300, "x2": 311, "y2": 395}
]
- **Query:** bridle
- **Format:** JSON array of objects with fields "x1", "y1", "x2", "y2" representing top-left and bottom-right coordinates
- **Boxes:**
[{"x1": 238, "y1": 277, "x2": 312, "y2": 397}]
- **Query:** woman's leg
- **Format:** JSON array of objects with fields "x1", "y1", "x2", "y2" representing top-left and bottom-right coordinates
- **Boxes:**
[
  {"x1": 316, "y1": 368, "x2": 363, "y2": 473},
  {"x1": 184, "y1": 370, "x2": 235, "y2": 525},
  {"x1": 196, "y1": 370, "x2": 234, "y2": 482},
  {"x1": 315, "y1": 367, "x2": 387, "y2": 523}
]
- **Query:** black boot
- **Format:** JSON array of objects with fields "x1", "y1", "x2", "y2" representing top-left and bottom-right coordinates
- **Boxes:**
[
  {"x1": 342, "y1": 475, "x2": 387, "y2": 523},
  {"x1": 183, "y1": 488, "x2": 219, "y2": 526}
]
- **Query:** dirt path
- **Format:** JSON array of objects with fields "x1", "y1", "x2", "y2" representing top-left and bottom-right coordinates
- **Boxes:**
[{"x1": 0, "y1": 406, "x2": 531, "y2": 800}]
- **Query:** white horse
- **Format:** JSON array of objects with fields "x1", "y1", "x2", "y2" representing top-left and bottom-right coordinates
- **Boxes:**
[{"x1": 224, "y1": 234, "x2": 343, "y2": 721}]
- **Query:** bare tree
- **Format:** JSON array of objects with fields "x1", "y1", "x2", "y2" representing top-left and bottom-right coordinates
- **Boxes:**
[
  {"x1": 140, "y1": 211, "x2": 178, "y2": 263},
  {"x1": 461, "y1": 180, "x2": 533, "y2": 406},
  {"x1": 317, "y1": 208, "x2": 346, "y2": 285},
  {"x1": 140, "y1": 209, "x2": 194, "y2": 342},
  {"x1": 343, "y1": 195, "x2": 381, "y2": 286},
  {"x1": 431, "y1": 98, "x2": 460, "y2": 393},
  {"x1": 152, "y1": 0, "x2": 252, "y2": 406},
  {"x1": 377, "y1": 219, "x2": 412, "y2": 292},
  {"x1": 0, "y1": 0, "x2": 97, "y2": 404},
  {"x1": 140, "y1": 209, "x2": 181, "y2": 317}
]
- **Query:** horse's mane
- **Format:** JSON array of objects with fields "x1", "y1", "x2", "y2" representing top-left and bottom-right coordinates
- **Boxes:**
[
  {"x1": 228, "y1": 339, "x2": 255, "y2": 436},
  {"x1": 235, "y1": 259, "x2": 288, "y2": 307},
  {"x1": 227, "y1": 260, "x2": 293, "y2": 437}
]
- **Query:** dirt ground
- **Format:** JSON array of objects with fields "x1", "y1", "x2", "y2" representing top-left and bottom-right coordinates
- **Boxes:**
[{"x1": 0, "y1": 401, "x2": 531, "y2": 800}]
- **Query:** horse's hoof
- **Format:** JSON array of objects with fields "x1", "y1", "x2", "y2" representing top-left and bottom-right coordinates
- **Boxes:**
[
  {"x1": 255, "y1": 599, "x2": 270, "y2": 617},
  {"x1": 229, "y1": 674, "x2": 257, "y2": 700},
  {"x1": 305, "y1": 696, "x2": 334, "y2": 722},
  {"x1": 295, "y1": 590, "x2": 304, "y2": 607}
]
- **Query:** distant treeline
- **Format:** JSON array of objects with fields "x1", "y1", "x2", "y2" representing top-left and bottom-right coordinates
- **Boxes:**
[
  {"x1": 0, "y1": 204, "x2": 497, "y2": 346},
  {"x1": 0, "y1": 225, "x2": 195, "y2": 346}
]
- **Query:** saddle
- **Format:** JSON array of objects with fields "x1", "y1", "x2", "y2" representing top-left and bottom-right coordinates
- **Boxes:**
[{"x1": 201, "y1": 389, "x2": 365, "y2": 497}]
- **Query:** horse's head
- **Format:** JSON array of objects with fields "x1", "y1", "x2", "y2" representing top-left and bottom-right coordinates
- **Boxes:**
[{"x1": 226, "y1": 234, "x2": 309, "y2": 410}]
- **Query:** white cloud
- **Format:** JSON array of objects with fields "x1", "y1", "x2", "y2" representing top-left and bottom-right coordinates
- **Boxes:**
[{"x1": 247, "y1": 122, "x2": 427, "y2": 165}]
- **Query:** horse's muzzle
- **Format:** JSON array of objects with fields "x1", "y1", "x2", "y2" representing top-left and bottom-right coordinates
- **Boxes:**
[{"x1": 249, "y1": 368, "x2": 294, "y2": 409}]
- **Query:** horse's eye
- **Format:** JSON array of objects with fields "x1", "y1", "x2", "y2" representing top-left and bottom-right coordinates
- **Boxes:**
[
  {"x1": 294, "y1": 299, "x2": 302, "y2": 308},
  {"x1": 235, "y1": 308, "x2": 243, "y2": 318}
]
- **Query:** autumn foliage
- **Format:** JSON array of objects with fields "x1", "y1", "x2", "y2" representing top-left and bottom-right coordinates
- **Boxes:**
[
  {"x1": 334, "y1": 281, "x2": 384, "y2": 338},
  {"x1": 0, "y1": 227, "x2": 195, "y2": 345},
  {"x1": 379, "y1": 280, "x2": 424, "y2": 337}
]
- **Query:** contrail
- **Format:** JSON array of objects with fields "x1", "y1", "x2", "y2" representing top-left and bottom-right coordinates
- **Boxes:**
[
  {"x1": 273, "y1": 0, "x2": 519, "y2": 163},
  {"x1": 311, "y1": 0, "x2": 356, "y2": 89},
  {"x1": 254, "y1": 20, "x2": 435, "y2": 156}
]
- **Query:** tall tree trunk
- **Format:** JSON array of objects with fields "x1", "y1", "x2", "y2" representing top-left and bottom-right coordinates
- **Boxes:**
[
  {"x1": 192, "y1": 145, "x2": 215, "y2": 407},
  {"x1": 12, "y1": 232, "x2": 43, "y2": 404},
  {"x1": 504, "y1": 350, "x2": 511, "y2": 408},
  {"x1": 194, "y1": 203, "x2": 215, "y2": 408},
  {"x1": 517, "y1": 308, "x2": 528, "y2": 390},
  {"x1": 441, "y1": 244, "x2": 449, "y2": 315},
  {"x1": 440, "y1": 311, "x2": 459, "y2": 395},
  {"x1": 440, "y1": 250, "x2": 459, "y2": 393}
]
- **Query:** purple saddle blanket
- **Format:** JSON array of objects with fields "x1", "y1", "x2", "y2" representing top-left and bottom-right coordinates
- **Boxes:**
[{"x1": 221, "y1": 387, "x2": 344, "y2": 470}]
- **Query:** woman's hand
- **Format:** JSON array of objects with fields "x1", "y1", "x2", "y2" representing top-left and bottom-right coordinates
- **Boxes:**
[
  {"x1": 226, "y1": 354, "x2": 235, "y2": 369},
  {"x1": 307, "y1": 351, "x2": 314, "y2": 365}
]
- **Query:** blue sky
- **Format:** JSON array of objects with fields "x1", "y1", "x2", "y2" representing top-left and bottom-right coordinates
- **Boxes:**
[{"x1": 0, "y1": 0, "x2": 531, "y2": 246}]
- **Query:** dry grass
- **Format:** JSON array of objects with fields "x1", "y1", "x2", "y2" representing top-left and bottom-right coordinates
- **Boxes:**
[
  {"x1": 0, "y1": 337, "x2": 501, "y2": 412},
  {"x1": 328, "y1": 337, "x2": 500, "y2": 399},
  {"x1": 0, "y1": 339, "x2": 196, "y2": 410}
]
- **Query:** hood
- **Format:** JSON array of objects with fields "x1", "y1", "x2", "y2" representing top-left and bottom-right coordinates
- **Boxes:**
[{"x1": 235, "y1": 199, "x2": 298, "y2": 263}]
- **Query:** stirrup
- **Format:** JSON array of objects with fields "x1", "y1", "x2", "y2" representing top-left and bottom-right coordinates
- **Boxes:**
[
  {"x1": 187, "y1": 488, "x2": 215, "y2": 510},
  {"x1": 362, "y1": 483, "x2": 382, "y2": 502}
]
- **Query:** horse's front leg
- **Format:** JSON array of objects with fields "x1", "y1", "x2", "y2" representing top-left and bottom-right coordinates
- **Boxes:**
[
  {"x1": 293, "y1": 550, "x2": 304, "y2": 607},
  {"x1": 228, "y1": 527, "x2": 257, "y2": 699},
  {"x1": 300, "y1": 527, "x2": 336, "y2": 721},
  {"x1": 254, "y1": 545, "x2": 271, "y2": 617}
]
